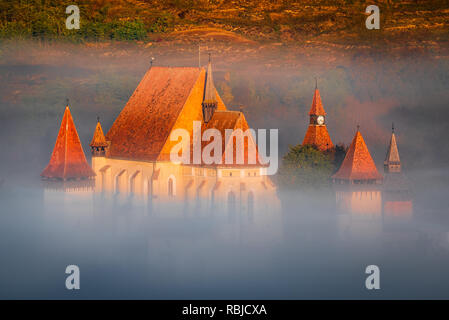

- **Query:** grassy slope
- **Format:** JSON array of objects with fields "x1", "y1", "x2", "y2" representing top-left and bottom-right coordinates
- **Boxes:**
[{"x1": 0, "y1": 0, "x2": 448, "y2": 48}]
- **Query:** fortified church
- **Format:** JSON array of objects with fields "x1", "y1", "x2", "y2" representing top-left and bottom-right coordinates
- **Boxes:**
[{"x1": 41, "y1": 59, "x2": 279, "y2": 221}]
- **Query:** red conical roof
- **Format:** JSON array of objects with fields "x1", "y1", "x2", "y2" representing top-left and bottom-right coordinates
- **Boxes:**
[
  {"x1": 332, "y1": 129, "x2": 382, "y2": 181},
  {"x1": 309, "y1": 88, "x2": 326, "y2": 116},
  {"x1": 90, "y1": 120, "x2": 108, "y2": 147},
  {"x1": 302, "y1": 125, "x2": 333, "y2": 150},
  {"x1": 41, "y1": 106, "x2": 95, "y2": 180}
]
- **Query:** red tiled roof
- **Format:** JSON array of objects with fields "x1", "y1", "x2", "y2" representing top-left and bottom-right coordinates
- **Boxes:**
[
  {"x1": 90, "y1": 121, "x2": 108, "y2": 147},
  {"x1": 309, "y1": 88, "x2": 326, "y2": 116},
  {"x1": 105, "y1": 67, "x2": 203, "y2": 161},
  {"x1": 332, "y1": 130, "x2": 383, "y2": 181},
  {"x1": 106, "y1": 66, "x2": 229, "y2": 162},
  {"x1": 41, "y1": 106, "x2": 95, "y2": 180},
  {"x1": 302, "y1": 125, "x2": 333, "y2": 150}
]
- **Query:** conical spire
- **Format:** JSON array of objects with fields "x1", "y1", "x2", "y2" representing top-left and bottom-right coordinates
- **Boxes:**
[
  {"x1": 90, "y1": 117, "x2": 108, "y2": 148},
  {"x1": 302, "y1": 83, "x2": 333, "y2": 150},
  {"x1": 309, "y1": 86, "x2": 326, "y2": 116},
  {"x1": 203, "y1": 54, "x2": 217, "y2": 105},
  {"x1": 41, "y1": 104, "x2": 95, "y2": 180},
  {"x1": 202, "y1": 54, "x2": 218, "y2": 123},
  {"x1": 332, "y1": 127, "x2": 382, "y2": 181},
  {"x1": 384, "y1": 123, "x2": 401, "y2": 173}
]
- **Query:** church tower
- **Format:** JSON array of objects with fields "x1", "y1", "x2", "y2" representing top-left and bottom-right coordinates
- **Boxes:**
[
  {"x1": 302, "y1": 82, "x2": 333, "y2": 151},
  {"x1": 382, "y1": 124, "x2": 413, "y2": 217},
  {"x1": 332, "y1": 127, "x2": 383, "y2": 215},
  {"x1": 202, "y1": 55, "x2": 218, "y2": 123},
  {"x1": 41, "y1": 102, "x2": 96, "y2": 181},
  {"x1": 384, "y1": 123, "x2": 401, "y2": 173}
]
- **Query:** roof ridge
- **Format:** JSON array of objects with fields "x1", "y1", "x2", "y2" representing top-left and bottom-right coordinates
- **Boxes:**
[{"x1": 214, "y1": 110, "x2": 241, "y2": 114}]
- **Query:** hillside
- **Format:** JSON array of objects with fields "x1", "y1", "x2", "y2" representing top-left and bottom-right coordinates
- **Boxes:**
[{"x1": 0, "y1": 0, "x2": 448, "y2": 54}]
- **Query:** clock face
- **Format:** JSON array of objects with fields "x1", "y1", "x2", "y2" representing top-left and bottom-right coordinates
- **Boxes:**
[{"x1": 317, "y1": 115, "x2": 325, "y2": 125}]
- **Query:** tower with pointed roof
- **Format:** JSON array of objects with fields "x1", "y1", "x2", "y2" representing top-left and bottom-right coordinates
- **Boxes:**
[
  {"x1": 302, "y1": 82, "x2": 333, "y2": 151},
  {"x1": 41, "y1": 102, "x2": 96, "y2": 181},
  {"x1": 332, "y1": 127, "x2": 383, "y2": 215},
  {"x1": 90, "y1": 117, "x2": 109, "y2": 157},
  {"x1": 384, "y1": 123, "x2": 401, "y2": 173},
  {"x1": 202, "y1": 54, "x2": 218, "y2": 123},
  {"x1": 332, "y1": 127, "x2": 383, "y2": 184},
  {"x1": 382, "y1": 125, "x2": 413, "y2": 217}
]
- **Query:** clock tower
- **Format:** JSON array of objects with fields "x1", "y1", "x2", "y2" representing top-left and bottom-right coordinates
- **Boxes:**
[{"x1": 302, "y1": 82, "x2": 333, "y2": 151}]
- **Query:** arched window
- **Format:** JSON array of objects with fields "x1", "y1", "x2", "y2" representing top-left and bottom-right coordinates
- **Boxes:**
[
  {"x1": 115, "y1": 169, "x2": 126, "y2": 195},
  {"x1": 195, "y1": 189, "x2": 201, "y2": 210},
  {"x1": 210, "y1": 190, "x2": 215, "y2": 211},
  {"x1": 145, "y1": 178, "x2": 153, "y2": 213},
  {"x1": 227, "y1": 191, "x2": 236, "y2": 222},
  {"x1": 115, "y1": 173, "x2": 122, "y2": 194},
  {"x1": 101, "y1": 171, "x2": 106, "y2": 193},
  {"x1": 115, "y1": 173, "x2": 121, "y2": 194},
  {"x1": 147, "y1": 179, "x2": 152, "y2": 198},
  {"x1": 129, "y1": 171, "x2": 140, "y2": 196},
  {"x1": 247, "y1": 191, "x2": 254, "y2": 221},
  {"x1": 168, "y1": 176, "x2": 176, "y2": 197},
  {"x1": 130, "y1": 177, "x2": 135, "y2": 195}
]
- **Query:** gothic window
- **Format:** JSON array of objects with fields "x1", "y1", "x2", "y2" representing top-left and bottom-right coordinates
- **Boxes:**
[
  {"x1": 210, "y1": 190, "x2": 215, "y2": 212},
  {"x1": 227, "y1": 191, "x2": 236, "y2": 222},
  {"x1": 130, "y1": 177, "x2": 135, "y2": 195},
  {"x1": 168, "y1": 176, "x2": 176, "y2": 197},
  {"x1": 195, "y1": 189, "x2": 201, "y2": 210},
  {"x1": 115, "y1": 174, "x2": 121, "y2": 194},
  {"x1": 247, "y1": 191, "x2": 254, "y2": 222},
  {"x1": 115, "y1": 170, "x2": 126, "y2": 194},
  {"x1": 101, "y1": 171, "x2": 106, "y2": 193}
]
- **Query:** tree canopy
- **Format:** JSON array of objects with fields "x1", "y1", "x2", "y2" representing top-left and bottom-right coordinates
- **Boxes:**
[{"x1": 278, "y1": 144, "x2": 347, "y2": 191}]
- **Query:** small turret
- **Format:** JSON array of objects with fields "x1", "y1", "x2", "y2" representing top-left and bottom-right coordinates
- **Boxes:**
[
  {"x1": 90, "y1": 117, "x2": 109, "y2": 157},
  {"x1": 384, "y1": 123, "x2": 401, "y2": 173}
]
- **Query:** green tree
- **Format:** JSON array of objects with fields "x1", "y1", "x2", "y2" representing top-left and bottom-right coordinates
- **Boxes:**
[{"x1": 278, "y1": 144, "x2": 347, "y2": 191}]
